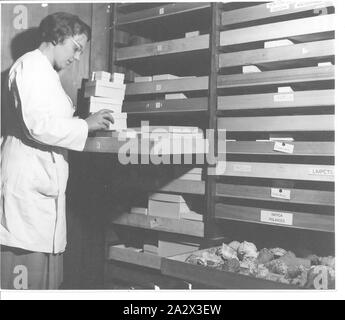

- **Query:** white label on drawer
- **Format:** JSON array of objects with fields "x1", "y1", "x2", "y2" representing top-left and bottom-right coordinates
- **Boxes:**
[
  {"x1": 274, "y1": 142, "x2": 294, "y2": 154},
  {"x1": 261, "y1": 210, "x2": 293, "y2": 226},
  {"x1": 159, "y1": 7, "x2": 165, "y2": 14},
  {"x1": 146, "y1": 103, "x2": 150, "y2": 108},
  {"x1": 233, "y1": 164, "x2": 252, "y2": 173},
  {"x1": 294, "y1": 1, "x2": 326, "y2": 9},
  {"x1": 274, "y1": 93, "x2": 294, "y2": 102},
  {"x1": 96, "y1": 142, "x2": 101, "y2": 150},
  {"x1": 157, "y1": 45, "x2": 163, "y2": 52},
  {"x1": 156, "y1": 84, "x2": 162, "y2": 91},
  {"x1": 309, "y1": 168, "x2": 334, "y2": 177},
  {"x1": 155, "y1": 102, "x2": 162, "y2": 109},
  {"x1": 271, "y1": 188, "x2": 291, "y2": 200},
  {"x1": 267, "y1": 2, "x2": 290, "y2": 12}
]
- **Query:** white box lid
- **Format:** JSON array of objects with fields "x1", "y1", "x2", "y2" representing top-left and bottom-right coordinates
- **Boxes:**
[
  {"x1": 86, "y1": 80, "x2": 126, "y2": 89},
  {"x1": 149, "y1": 193, "x2": 186, "y2": 203},
  {"x1": 89, "y1": 96, "x2": 123, "y2": 105}
]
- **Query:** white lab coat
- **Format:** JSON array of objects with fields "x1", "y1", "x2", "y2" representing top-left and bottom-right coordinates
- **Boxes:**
[{"x1": 0, "y1": 49, "x2": 88, "y2": 254}]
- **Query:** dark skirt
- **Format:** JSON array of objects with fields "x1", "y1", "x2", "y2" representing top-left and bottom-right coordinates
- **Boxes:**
[{"x1": 0, "y1": 245, "x2": 63, "y2": 290}]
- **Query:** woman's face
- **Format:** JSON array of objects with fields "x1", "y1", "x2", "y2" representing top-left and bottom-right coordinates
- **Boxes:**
[{"x1": 53, "y1": 33, "x2": 88, "y2": 71}]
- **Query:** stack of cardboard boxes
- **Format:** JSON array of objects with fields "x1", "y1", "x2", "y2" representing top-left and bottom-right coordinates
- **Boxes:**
[
  {"x1": 129, "y1": 190, "x2": 203, "y2": 257},
  {"x1": 84, "y1": 71, "x2": 127, "y2": 131}
]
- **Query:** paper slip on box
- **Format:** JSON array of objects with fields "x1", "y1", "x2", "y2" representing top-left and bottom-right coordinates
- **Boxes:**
[
  {"x1": 264, "y1": 39, "x2": 294, "y2": 48},
  {"x1": 148, "y1": 193, "x2": 191, "y2": 219},
  {"x1": 318, "y1": 62, "x2": 333, "y2": 67},
  {"x1": 152, "y1": 74, "x2": 180, "y2": 81},
  {"x1": 278, "y1": 86, "x2": 293, "y2": 93},
  {"x1": 269, "y1": 134, "x2": 294, "y2": 141},
  {"x1": 89, "y1": 97, "x2": 123, "y2": 113},
  {"x1": 185, "y1": 31, "x2": 200, "y2": 38},
  {"x1": 130, "y1": 207, "x2": 148, "y2": 215},
  {"x1": 84, "y1": 80, "x2": 126, "y2": 99},
  {"x1": 134, "y1": 76, "x2": 153, "y2": 83},
  {"x1": 243, "y1": 65, "x2": 261, "y2": 73},
  {"x1": 158, "y1": 233, "x2": 200, "y2": 257},
  {"x1": 165, "y1": 93, "x2": 187, "y2": 100}
]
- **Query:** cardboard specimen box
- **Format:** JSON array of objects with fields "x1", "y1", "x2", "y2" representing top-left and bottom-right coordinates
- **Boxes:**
[
  {"x1": 148, "y1": 193, "x2": 191, "y2": 219},
  {"x1": 84, "y1": 80, "x2": 126, "y2": 100},
  {"x1": 89, "y1": 96, "x2": 123, "y2": 114}
]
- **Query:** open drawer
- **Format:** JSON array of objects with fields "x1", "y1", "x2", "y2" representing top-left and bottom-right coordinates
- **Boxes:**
[
  {"x1": 161, "y1": 249, "x2": 299, "y2": 290},
  {"x1": 108, "y1": 244, "x2": 163, "y2": 270}
]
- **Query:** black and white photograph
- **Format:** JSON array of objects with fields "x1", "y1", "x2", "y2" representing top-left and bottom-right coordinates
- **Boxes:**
[{"x1": 0, "y1": 0, "x2": 342, "y2": 301}]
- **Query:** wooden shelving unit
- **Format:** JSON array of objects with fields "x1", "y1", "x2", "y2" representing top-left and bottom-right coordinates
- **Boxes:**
[
  {"x1": 101, "y1": 2, "x2": 215, "y2": 289},
  {"x1": 213, "y1": 2, "x2": 335, "y2": 244},
  {"x1": 83, "y1": 2, "x2": 335, "y2": 290}
]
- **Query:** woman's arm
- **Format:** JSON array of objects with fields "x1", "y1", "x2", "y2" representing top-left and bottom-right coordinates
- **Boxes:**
[{"x1": 11, "y1": 59, "x2": 89, "y2": 151}]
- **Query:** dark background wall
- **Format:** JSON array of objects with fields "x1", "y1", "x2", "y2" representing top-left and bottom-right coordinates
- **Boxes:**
[{"x1": 1, "y1": 2, "x2": 112, "y2": 289}]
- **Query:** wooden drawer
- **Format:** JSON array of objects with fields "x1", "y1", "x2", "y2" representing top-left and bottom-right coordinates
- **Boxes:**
[
  {"x1": 161, "y1": 249, "x2": 298, "y2": 289},
  {"x1": 220, "y1": 15, "x2": 334, "y2": 46},
  {"x1": 108, "y1": 244, "x2": 162, "y2": 270},
  {"x1": 215, "y1": 203, "x2": 334, "y2": 233}
]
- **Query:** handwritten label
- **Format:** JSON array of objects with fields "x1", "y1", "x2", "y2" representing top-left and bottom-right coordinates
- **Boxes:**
[
  {"x1": 271, "y1": 188, "x2": 291, "y2": 200},
  {"x1": 157, "y1": 45, "x2": 163, "y2": 52},
  {"x1": 96, "y1": 142, "x2": 101, "y2": 150},
  {"x1": 156, "y1": 84, "x2": 162, "y2": 91},
  {"x1": 156, "y1": 102, "x2": 162, "y2": 109},
  {"x1": 159, "y1": 7, "x2": 165, "y2": 14},
  {"x1": 274, "y1": 141, "x2": 294, "y2": 154},
  {"x1": 267, "y1": 2, "x2": 290, "y2": 12},
  {"x1": 261, "y1": 210, "x2": 293, "y2": 226},
  {"x1": 233, "y1": 164, "x2": 252, "y2": 173},
  {"x1": 145, "y1": 103, "x2": 150, "y2": 109},
  {"x1": 309, "y1": 168, "x2": 334, "y2": 177},
  {"x1": 274, "y1": 93, "x2": 294, "y2": 102}
]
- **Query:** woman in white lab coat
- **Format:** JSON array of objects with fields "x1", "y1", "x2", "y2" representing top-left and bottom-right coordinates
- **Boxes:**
[{"x1": 0, "y1": 12, "x2": 114, "y2": 289}]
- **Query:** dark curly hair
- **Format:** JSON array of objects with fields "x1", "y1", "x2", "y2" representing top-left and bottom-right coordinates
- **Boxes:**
[{"x1": 38, "y1": 12, "x2": 91, "y2": 45}]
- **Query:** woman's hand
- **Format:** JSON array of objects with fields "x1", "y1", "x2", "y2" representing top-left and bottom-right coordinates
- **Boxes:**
[{"x1": 85, "y1": 109, "x2": 114, "y2": 132}]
